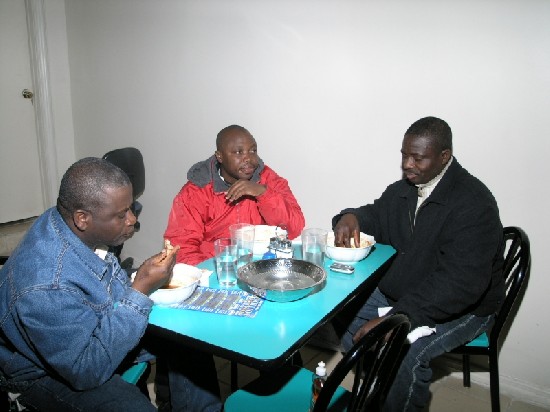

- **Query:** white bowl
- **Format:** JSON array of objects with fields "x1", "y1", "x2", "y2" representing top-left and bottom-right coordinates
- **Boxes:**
[
  {"x1": 149, "y1": 263, "x2": 201, "y2": 306},
  {"x1": 325, "y1": 232, "x2": 376, "y2": 264}
]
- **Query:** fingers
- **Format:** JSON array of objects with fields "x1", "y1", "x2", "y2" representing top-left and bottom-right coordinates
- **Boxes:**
[
  {"x1": 335, "y1": 229, "x2": 353, "y2": 247},
  {"x1": 334, "y1": 214, "x2": 360, "y2": 247},
  {"x1": 334, "y1": 227, "x2": 349, "y2": 247},
  {"x1": 157, "y1": 241, "x2": 180, "y2": 264},
  {"x1": 353, "y1": 229, "x2": 361, "y2": 249},
  {"x1": 153, "y1": 250, "x2": 168, "y2": 264},
  {"x1": 225, "y1": 181, "x2": 266, "y2": 202}
]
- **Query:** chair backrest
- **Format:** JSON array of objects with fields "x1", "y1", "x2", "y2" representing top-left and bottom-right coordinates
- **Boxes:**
[
  {"x1": 490, "y1": 226, "x2": 531, "y2": 344},
  {"x1": 314, "y1": 314, "x2": 411, "y2": 412},
  {"x1": 103, "y1": 148, "x2": 145, "y2": 264},
  {"x1": 103, "y1": 147, "x2": 145, "y2": 200}
]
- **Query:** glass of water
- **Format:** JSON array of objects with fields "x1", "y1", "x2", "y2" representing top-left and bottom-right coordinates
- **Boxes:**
[
  {"x1": 301, "y1": 228, "x2": 328, "y2": 267},
  {"x1": 229, "y1": 223, "x2": 255, "y2": 269},
  {"x1": 214, "y1": 238, "x2": 238, "y2": 287}
]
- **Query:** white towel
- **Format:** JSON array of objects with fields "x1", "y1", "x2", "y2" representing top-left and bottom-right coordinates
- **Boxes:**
[
  {"x1": 199, "y1": 269, "x2": 212, "y2": 286},
  {"x1": 378, "y1": 307, "x2": 436, "y2": 344}
]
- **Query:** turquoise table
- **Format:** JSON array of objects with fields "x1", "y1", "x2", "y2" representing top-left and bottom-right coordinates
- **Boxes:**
[{"x1": 146, "y1": 243, "x2": 395, "y2": 371}]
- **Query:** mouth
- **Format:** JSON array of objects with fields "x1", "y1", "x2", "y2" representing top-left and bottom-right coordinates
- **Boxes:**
[
  {"x1": 404, "y1": 172, "x2": 418, "y2": 181},
  {"x1": 240, "y1": 164, "x2": 256, "y2": 175}
]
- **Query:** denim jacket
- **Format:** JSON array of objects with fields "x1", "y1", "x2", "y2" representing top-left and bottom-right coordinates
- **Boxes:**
[{"x1": 0, "y1": 208, "x2": 153, "y2": 391}]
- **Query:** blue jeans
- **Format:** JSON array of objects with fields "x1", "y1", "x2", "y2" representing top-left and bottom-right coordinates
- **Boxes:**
[
  {"x1": 167, "y1": 357, "x2": 222, "y2": 412},
  {"x1": 10, "y1": 356, "x2": 221, "y2": 412},
  {"x1": 15, "y1": 374, "x2": 156, "y2": 412},
  {"x1": 342, "y1": 288, "x2": 492, "y2": 412}
]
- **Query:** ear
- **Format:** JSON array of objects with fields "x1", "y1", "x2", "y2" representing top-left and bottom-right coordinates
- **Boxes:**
[
  {"x1": 73, "y1": 209, "x2": 92, "y2": 232},
  {"x1": 214, "y1": 151, "x2": 222, "y2": 163},
  {"x1": 441, "y1": 149, "x2": 452, "y2": 165}
]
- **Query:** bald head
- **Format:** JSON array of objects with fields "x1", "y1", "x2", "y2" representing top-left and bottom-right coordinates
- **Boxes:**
[{"x1": 216, "y1": 125, "x2": 252, "y2": 150}]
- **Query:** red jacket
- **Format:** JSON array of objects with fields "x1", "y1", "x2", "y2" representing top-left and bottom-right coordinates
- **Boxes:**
[{"x1": 164, "y1": 156, "x2": 305, "y2": 265}]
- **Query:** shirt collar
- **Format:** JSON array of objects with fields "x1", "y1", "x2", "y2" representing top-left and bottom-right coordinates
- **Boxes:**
[
  {"x1": 416, "y1": 156, "x2": 453, "y2": 199},
  {"x1": 212, "y1": 157, "x2": 265, "y2": 193}
]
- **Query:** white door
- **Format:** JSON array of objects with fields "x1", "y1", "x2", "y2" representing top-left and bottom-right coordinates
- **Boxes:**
[{"x1": 0, "y1": 0, "x2": 44, "y2": 223}]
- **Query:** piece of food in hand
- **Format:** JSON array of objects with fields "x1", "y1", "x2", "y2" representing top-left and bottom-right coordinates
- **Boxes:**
[
  {"x1": 164, "y1": 239, "x2": 174, "y2": 252},
  {"x1": 159, "y1": 239, "x2": 178, "y2": 262},
  {"x1": 348, "y1": 237, "x2": 374, "y2": 249}
]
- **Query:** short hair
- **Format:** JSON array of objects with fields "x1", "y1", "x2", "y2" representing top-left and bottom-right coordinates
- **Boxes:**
[
  {"x1": 216, "y1": 125, "x2": 251, "y2": 150},
  {"x1": 405, "y1": 116, "x2": 453, "y2": 152},
  {"x1": 57, "y1": 157, "x2": 131, "y2": 217}
]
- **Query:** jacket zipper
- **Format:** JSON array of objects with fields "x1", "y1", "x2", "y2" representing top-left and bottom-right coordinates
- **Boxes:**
[{"x1": 409, "y1": 201, "x2": 427, "y2": 235}]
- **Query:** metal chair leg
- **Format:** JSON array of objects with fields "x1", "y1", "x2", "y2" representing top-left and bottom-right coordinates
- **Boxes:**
[
  {"x1": 489, "y1": 352, "x2": 501, "y2": 412},
  {"x1": 462, "y1": 354, "x2": 471, "y2": 387}
]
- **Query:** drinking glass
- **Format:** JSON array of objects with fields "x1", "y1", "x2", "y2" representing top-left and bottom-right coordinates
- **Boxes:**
[
  {"x1": 214, "y1": 238, "x2": 238, "y2": 287},
  {"x1": 229, "y1": 223, "x2": 255, "y2": 269},
  {"x1": 301, "y1": 228, "x2": 328, "y2": 267}
]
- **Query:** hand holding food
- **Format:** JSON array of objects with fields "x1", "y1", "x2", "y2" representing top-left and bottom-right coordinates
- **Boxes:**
[
  {"x1": 132, "y1": 240, "x2": 181, "y2": 296},
  {"x1": 334, "y1": 213, "x2": 361, "y2": 248},
  {"x1": 158, "y1": 239, "x2": 178, "y2": 262}
]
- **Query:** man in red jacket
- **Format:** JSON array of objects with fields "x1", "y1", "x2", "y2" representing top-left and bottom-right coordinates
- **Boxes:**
[
  {"x1": 158, "y1": 125, "x2": 305, "y2": 410},
  {"x1": 164, "y1": 124, "x2": 305, "y2": 265}
]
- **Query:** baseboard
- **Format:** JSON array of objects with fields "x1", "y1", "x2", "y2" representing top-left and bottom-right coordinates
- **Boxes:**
[{"x1": 440, "y1": 356, "x2": 550, "y2": 409}]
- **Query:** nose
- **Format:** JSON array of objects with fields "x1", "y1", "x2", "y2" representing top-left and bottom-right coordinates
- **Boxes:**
[
  {"x1": 127, "y1": 208, "x2": 137, "y2": 226},
  {"x1": 402, "y1": 156, "x2": 414, "y2": 170}
]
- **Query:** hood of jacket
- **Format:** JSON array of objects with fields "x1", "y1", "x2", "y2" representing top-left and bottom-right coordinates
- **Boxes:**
[{"x1": 187, "y1": 155, "x2": 265, "y2": 192}]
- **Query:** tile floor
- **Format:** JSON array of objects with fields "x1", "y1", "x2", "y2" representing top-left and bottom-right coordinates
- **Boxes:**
[
  {"x1": 1, "y1": 220, "x2": 547, "y2": 411},
  {"x1": 145, "y1": 345, "x2": 549, "y2": 412}
]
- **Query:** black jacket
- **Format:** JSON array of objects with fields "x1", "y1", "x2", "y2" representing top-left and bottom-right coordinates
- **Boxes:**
[{"x1": 333, "y1": 158, "x2": 504, "y2": 330}]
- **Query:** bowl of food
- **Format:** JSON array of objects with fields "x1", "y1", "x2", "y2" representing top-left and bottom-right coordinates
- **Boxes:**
[
  {"x1": 325, "y1": 232, "x2": 376, "y2": 264},
  {"x1": 237, "y1": 258, "x2": 326, "y2": 302},
  {"x1": 149, "y1": 263, "x2": 202, "y2": 306}
]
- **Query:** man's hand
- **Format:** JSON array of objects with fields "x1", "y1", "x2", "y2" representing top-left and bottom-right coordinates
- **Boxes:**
[
  {"x1": 334, "y1": 213, "x2": 361, "y2": 248},
  {"x1": 131, "y1": 245, "x2": 180, "y2": 296},
  {"x1": 352, "y1": 316, "x2": 387, "y2": 344},
  {"x1": 225, "y1": 180, "x2": 266, "y2": 203}
]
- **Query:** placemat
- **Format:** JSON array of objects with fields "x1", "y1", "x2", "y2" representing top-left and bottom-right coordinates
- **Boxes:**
[{"x1": 170, "y1": 286, "x2": 264, "y2": 318}]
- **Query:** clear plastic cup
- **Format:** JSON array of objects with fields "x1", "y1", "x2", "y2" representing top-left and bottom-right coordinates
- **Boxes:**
[
  {"x1": 214, "y1": 238, "x2": 238, "y2": 287},
  {"x1": 229, "y1": 223, "x2": 255, "y2": 269},
  {"x1": 301, "y1": 228, "x2": 328, "y2": 267}
]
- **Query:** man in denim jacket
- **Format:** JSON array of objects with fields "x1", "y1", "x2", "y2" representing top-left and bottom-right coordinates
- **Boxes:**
[{"x1": 0, "y1": 158, "x2": 221, "y2": 411}]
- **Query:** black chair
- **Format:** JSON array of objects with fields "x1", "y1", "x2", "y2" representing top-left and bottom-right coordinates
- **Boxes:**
[
  {"x1": 450, "y1": 226, "x2": 531, "y2": 412},
  {"x1": 224, "y1": 314, "x2": 411, "y2": 412},
  {"x1": 103, "y1": 147, "x2": 145, "y2": 269}
]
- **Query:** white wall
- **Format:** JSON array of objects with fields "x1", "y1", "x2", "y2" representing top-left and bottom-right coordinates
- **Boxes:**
[{"x1": 52, "y1": 0, "x2": 549, "y2": 404}]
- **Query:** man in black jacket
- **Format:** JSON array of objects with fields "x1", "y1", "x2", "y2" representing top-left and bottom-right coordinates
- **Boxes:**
[{"x1": 333, "y1": 116, "x2": 504, "y2": 411}]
